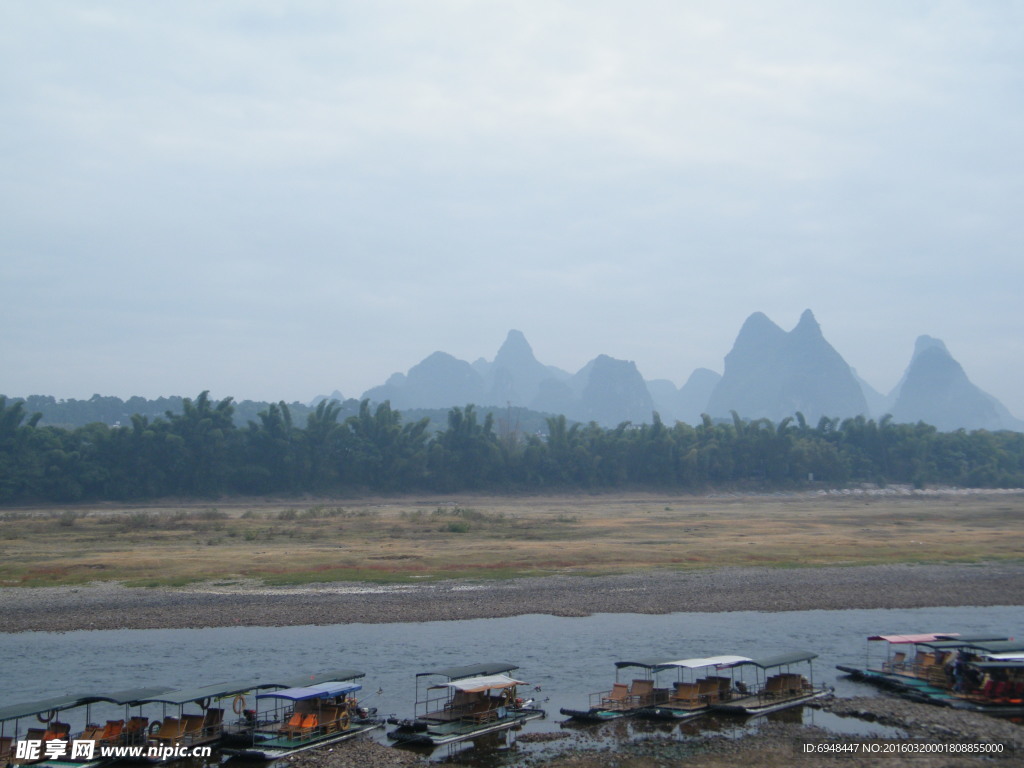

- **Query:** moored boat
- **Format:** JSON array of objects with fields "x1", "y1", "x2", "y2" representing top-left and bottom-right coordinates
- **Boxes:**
[
  {"x1": 642, "y1": 655, "x2": 752, "y2": 721},
  {"x1": 710, "y1": 651, "x2": 830, "y2": 716},
  {"x1": 0, "y1": 688, "x2": 171, "y2": 768},
  {"x1": 221, "y1": 669, "x2": 381, "y2": 760},
  {"x1": 134, "y1": 679, "x2": 294, "y2": 761},
  {"x1": 387, "y1": 662, "x2": 544, "y2": 747},
  {"x1": 837, "y1": 633, "x2": 1024, "y2": 716},
  {"x1": 559, "y1": 659, "x2": 667, "y2": 723},
  {"x1": 951, "y1": 642, "x2": 1024, "y2": 716}
]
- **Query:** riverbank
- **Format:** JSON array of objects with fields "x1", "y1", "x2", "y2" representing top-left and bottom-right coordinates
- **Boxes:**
[
  {"x1": 3, "y1": 492, "x2": 1022, "y2": 588},
  {"x1": 2, "y1": 561, "x2": 1023, "y2": 632}
]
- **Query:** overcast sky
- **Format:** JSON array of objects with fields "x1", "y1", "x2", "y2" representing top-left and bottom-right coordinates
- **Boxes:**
[{"x1": 3, "y1": 1, "x2": 1022, "y2": 418}]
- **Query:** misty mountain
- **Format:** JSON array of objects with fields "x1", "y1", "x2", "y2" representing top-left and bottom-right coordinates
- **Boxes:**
[
  {"x1": 310, "y1": 389, "x2": 345, "y2": 406},
  {"x1": 362, "y1": 351, "x2": 485, "y2": 410},
  {"x1": 705, "y1": 309, "x2": 868, "y2": 423},
  {"x1": 364, "y1": 331, "x2": 655, "y2": 426},
  {"x1": 15, "y1": 317, "x2": 1023, "y2": 434},
  {"x1": 473, "y1": 329, "x2": 570, "y2": 405},
  {"x1": 889, "y1": 336, "x2": 1024, "y2": 432},
  {"x1": 571, "y1": 354, "x2": 655, "y2": 425},
  {"x1": 355, "y1": 316, "x2": 1022, "y2": 433},
  {"x1": 852, "y1": 371, "x2": 887, "y2": 418},
  {"x1": 647, "y1": 368, "x2": 722, "y2": 424}
]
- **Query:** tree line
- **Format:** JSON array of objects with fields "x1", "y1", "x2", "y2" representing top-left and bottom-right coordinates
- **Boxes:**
[{"x1": 1, "y1": 392, "x2": 1023, "y2": 504}]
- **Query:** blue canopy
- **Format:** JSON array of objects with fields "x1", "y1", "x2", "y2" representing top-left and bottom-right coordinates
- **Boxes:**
[{"x1": 256, "y1": 681, "x2": 362, "y2": 701}]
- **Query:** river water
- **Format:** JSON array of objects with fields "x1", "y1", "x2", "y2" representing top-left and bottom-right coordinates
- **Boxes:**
[{"x1": 1, "y1": 604, "x2": 1020, "y2": 761}]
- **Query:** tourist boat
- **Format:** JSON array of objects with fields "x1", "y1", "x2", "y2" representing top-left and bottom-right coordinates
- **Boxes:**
[
  {"x1": 837, "y1": 633, "x2": 1024, "y2": 715},
  {"x1": 559, "y1": 659, "x2": 667, "y2": 723},
  {"x1": 0, "y1": 687, "x2": 171, "y2": 768},
  {"x1": 836, "y1": 632, "x2": 1009, "y2": 686},
  {"x1": 386, "y1": 662, "x2": 545, "y2": 747},
  {"x1": 951, "y1": 641, "x2": 1024, "y2": 716},
  {"x1": 642, "y1": 655, "x2": 753, "y2": 721},
  {"x1": 134, "y1": 679, "x2": 290, "y2": 761},
  {"x1": 220, "y1": 669, "x2": 381, "y2": 760},
  {"x1": 710, "y1": 651, "x2": 830, "y2": 716}
]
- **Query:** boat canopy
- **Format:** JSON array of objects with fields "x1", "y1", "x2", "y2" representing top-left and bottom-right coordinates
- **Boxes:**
[
  {"x1": 91, "y1": 687, "x2": 175, "y2": 706},
  {"x1": 0, "y1": 694, "x2": 92, "y2": 723},
  {"x1": 867, "y1": 633, "x2": 960, "y2": 644},
  {"x1": 614, "y1": 658, "x2": 675, "y2": 671},
  {"x1": 431, "y1": 674, "x2": 525, "y2": 693},
  {"x1": 962, "y1": 640, "x2": 1024, "y2": 655},
  {"x1": 417, "y1": 662, "x2": 519, "y2": 681},
  {"x1": 724, "y1": 651, "x2": 817, "y2": 669},
  {"x1": 256, "y1": 681, "x2": 362, "y2": 701},
  {"x1": 986, "y1": 652, "x2": 1024, "y2": 661},
  {"x1": 137, "y1": 680, "x2": 270, "y2": 706},
  {"x1": 917, "y1": 639, "x2": 984, "y2": 651},
  {"x1": 0, "y1": 688, "x2": 172, "y2": 723},
  {"x1": 655, "y1": 655, "x2": 752, "y2": 671},
  {"x1": 970, "y1": 661, "x2": 1024, "y2": 670},
  {"x1": 267, "y1": 670, "x2": 364, "y2": 689},
  {"x1": 916, "y1": 635, "x2": 1012, "y2": 650}
]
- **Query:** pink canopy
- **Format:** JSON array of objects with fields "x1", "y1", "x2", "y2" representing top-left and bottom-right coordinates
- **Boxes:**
[{"x1": 867, "y1": 633, "x2": 959, "y2": 644}]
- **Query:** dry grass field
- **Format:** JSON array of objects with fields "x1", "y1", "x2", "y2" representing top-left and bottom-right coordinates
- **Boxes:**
[{"x1": 1, "y1": 491, "x2": 1021, "y2": 587}]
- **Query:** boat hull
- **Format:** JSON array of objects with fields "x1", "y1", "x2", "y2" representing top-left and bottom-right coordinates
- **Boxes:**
[
  {"x1": 837, "y1": 665, "x2": 1024, "y2": 716},
  {"x1": 222, "y1": 721, "x2": 382, "y2": 760},
  {"x1": 640, "y1": 704, "x2": 708, "y2": 721},
  {"x1": 558, "y1": 706, "x2": 638, "y2": 723},
  {"x1": 387, "y1": 708, "x2": 545, "y2": 747},
  {"x1": 712, "y1": 688, "x2": 830, "y2": 716}
]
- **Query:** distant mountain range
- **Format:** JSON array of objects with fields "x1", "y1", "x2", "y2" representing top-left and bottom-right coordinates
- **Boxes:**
[{"x1": 356, "y1": 311, "x2": 1024, "y2": 432}]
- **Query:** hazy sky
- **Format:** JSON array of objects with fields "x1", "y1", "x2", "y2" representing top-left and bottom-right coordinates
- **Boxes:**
[{"x1": 3, "y1": 1, "x2": 1022, "y2": 417}]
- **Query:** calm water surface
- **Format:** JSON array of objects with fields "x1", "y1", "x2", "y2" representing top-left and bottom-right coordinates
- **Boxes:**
[{"x1": 1, "y1": 605, "x2": 1020, "y2": 760}]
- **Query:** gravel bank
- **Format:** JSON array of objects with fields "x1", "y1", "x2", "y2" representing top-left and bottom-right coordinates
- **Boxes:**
[{"x1": 2, "y1": 562, "x2": 1022, "y2": 632}]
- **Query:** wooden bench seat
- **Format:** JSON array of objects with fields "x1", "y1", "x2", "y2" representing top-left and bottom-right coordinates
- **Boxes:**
[
  {"x1": 601, "y1": 682, "x2": 632, "y2": 710},
  {"x1": 151, "y1": 717, "x2": 185, "y2": 743},
  {"x1": 628, "y1": 679, "x2": 655, "y2": 706},
  {"x1": 696, "y1": 678, "x2": 720, "y2": 703},
  {"x1": 669, "y1": 682, "x2": 703, "y2": 708}
]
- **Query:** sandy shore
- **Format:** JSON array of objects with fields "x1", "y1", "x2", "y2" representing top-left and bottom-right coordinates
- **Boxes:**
[{"x1": 2, "y1": 561, "x2": 1022, "y2": 633}]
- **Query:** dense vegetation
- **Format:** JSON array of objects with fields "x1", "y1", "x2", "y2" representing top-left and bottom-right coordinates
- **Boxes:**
[{"x1": 2, "y1": 392, "x2": 1023, "y2": 503}]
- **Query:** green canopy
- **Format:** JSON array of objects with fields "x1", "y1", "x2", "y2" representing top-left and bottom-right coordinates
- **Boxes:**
[
  {"x1": 0, "y1": 694, "x2": 91, "y2": 723},
  {"x1": 729, "y1": 651, "x2": 818, "y2": 669},
  {"x1": 614, "y1": 658, "x2": 675, "y2": 671},
  {"x1": 267, "y1": 670, "x2": 364, "y2": 689},
  {"x1": 137, "y1": 680, "x2": 268, "y2": 706},
  {"x1": 417, "y1": 662, "x2": 518, "y2": 681}
]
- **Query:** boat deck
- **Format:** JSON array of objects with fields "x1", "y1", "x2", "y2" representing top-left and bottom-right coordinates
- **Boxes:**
[
  {"x1": 713, "y1": 687, "x2": 829, "y2": 715},
  {"x1": 227, "y1": 721, "x2": 382, "y2": 760},
  {"x1": 391, "y1": 708, "x2": 544, "y2": 746}
]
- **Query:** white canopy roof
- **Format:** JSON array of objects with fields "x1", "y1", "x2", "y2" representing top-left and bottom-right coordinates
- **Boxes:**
[
  {"x1": 659, "y1": 655, "x2": 751, "y2": 670},
  {"x1": 432, "y1": 674, "x2": 525, "y2": 693}
]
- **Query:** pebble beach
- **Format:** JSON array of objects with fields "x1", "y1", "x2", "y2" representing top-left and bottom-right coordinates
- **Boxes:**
[{"x1": 3, "y1": 561, "x2": 1023, "y2": 633}]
